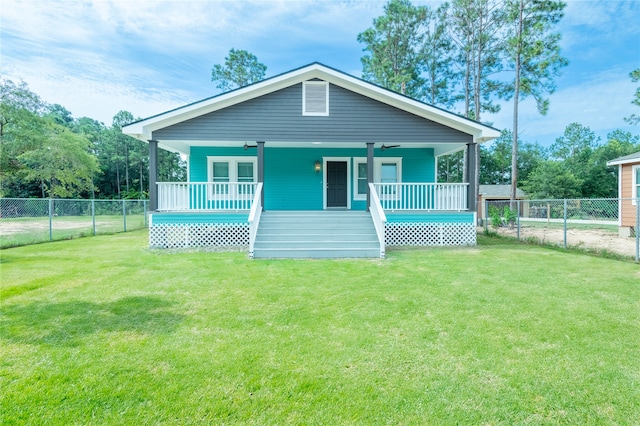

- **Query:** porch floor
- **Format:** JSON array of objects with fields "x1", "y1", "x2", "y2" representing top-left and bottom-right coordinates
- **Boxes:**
[{"x1": 253, "y1": 211, "x2": 381, "y2": 259}]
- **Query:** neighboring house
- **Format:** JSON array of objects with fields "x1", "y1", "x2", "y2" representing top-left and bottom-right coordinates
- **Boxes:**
[
  {"x1": 477, "y1": 185, "x2": 527, "y2": 220},
  {"x1": 607, "y1": 151, "x2": 640, "y2": 237},
  {"x1": 123, "y1": 63, "x2": 500, "y2": 258}
]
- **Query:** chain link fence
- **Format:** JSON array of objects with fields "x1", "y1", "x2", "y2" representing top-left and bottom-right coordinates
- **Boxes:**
[
  {"x1": 0, "y1": 198, "x2": 148, "y2": 249},
  {"x1": 482, "y1": 198, "x2": 639, "y2": 261}
]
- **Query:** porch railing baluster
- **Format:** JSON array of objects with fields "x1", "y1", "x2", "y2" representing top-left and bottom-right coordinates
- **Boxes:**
[
  {"x1": 373, "y1": 183, "x2": 468, "y2": 211},
  {"x1": 157, "y1": 182, "x2": 257, "y2": 211}
]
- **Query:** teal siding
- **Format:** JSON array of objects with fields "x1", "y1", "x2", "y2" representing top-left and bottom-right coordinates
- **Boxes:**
[
  {"x1": 151, "y1": 213, "x2": 248, "y2": 224},
  {"x1": 189, "y1": 146, "x2": 435, "y2": 211},
  {"x1": 265, "y1": 148, "x2": 324, "y2": 210},
  {"x1": 401, "y1": 149, "x2": 436, "y2": 182},
  {"x1": 190, "y1": 147, "x2": 255, "y2": 181},
  {"x1": 386, "y1": 212, "x2": 474, "y2": 223}
]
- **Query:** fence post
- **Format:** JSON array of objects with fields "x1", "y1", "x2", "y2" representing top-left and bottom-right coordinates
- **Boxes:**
[
  {"x1": 517, "y1": 200, "x2": 521, "y2": 241},
  {"x1": 123, "y1": 199, "x2": 127, "y2": 232},
  {"x1": 144, "y1": 200, "x2": 148, "y2": 227},
  {"x1": 563, "y1": 199, "x2": 567, "y2": 249},
  {"x1": 484, "y1": 200, "x2": 489, "y2": 233},
  {"x1": 49, "y1": 198, "x2": 53, "y2": 241},
  {"x1": 92, "y1": 199, "x2": 96, "y2": 236},
  {"x1": 632, "y1": 197, "x2": 640, "y2": 263}
]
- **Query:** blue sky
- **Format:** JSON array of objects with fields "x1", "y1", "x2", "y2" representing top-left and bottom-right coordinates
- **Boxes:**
[{"x1": 1, "y1": 0, "x2": 638, "y2": 148}]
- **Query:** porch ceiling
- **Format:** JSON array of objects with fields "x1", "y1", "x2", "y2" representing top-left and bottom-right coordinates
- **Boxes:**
[{"x1": 156, "y1": 139, "x2": 467, "y2": 157}]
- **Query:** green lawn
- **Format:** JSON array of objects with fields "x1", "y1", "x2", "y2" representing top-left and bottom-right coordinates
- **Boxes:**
[
  {"x1": 0, "y1": 214, "x2": 146, "y2": 248},
  {"x1": 1, "y1": 231, "x2": 638, "y2": 425}
]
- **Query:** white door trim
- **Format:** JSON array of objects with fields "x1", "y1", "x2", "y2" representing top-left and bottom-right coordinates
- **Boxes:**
[{"x1": 323, "y1": 157, "x2": 351, "y2": 210}]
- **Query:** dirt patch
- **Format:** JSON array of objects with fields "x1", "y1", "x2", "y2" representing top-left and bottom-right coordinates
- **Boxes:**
[
  {"x1": 491, "y1": 226, "x2": 636, "y2": 258},
  {"x1": 0, "y1": 219, "x2": 91, "y2": 235}
]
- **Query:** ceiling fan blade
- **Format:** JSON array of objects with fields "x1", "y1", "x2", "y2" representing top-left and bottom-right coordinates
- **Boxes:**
[{"x1": 381, "y1": 144, "x2": 400, "y2": 151}]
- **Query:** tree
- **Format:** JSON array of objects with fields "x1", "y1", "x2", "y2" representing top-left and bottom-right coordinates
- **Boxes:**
[
  {"x1": 479, "y1": 129, "x2": 546, "y2": 186},
  {"x1": 585, "y1": 130, "x2": 640, "y2": 197},
  {"x1": 45, "y1": 104, "x2": 74, "y2": 127},
  {"x1": 446, "y1": 0, "x2": 505, "y2": 120},
  {"x1": 625, "y1": 68, "x2": 640, "y2": 126},
  {"x1": 0, "y1": 78, "x2": 44, "y2": 138},
  {"x1": 418, "y1": 3, "x2": 458, "y2": 107},
  {"x1": 549, "y1": 123, "x2": 599, "y2": 197},
  {"x1": 1, "y1": 78, "x2": 47, "y2": 196},
  {"x1": 437, "y1": 150, "x2": 465, "y2": 183},
  {"x1": 503, "y1": 0, "x2": 568, "y2": 204},
  {"x1": 522, "y1": 160, "x2": 582, "y2": 199},
  {"x1": 211, "y1": 49, "x2": 267, "y2": 92},
  {"x1": 480, "y1": 129, "x2": 513, "y2": 184},
  {"x1": 517, "y1": 140, "x2": 546, "y2": 183},
  {"x1": 18, "y1": 120, "x2": 99, "y2": 198},
  {"x1": 444, "y1": 0, "x2": 506, "y2": 208},
  {"x1": 549, "y1": 122, "x2": 598, "y2": 162},
  {"x1": 357, "y1": 0, "x2": 428, "y2": 98}
]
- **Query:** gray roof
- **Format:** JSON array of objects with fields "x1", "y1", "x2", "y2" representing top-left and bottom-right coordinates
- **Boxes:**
[
  {"x1": 479, "y1": 185, "x2": 526, "y2": 198},
  {"x1": 607, "y1": 151, "x2": 640, "y2": 166}
]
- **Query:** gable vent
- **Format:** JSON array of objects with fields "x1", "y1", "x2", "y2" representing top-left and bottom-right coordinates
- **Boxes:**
[{"x1": 303, "y1": 81, "x2": 329, "y2": 116}]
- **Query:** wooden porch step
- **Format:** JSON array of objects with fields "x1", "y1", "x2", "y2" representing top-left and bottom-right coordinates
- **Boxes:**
[{"x1": 253, "y1": 211, "x2": 381, "y2": 259}]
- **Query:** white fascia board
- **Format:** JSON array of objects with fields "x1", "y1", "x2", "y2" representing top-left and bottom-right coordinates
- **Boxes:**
[{"x1": 607, "y1": 157, "x2": 640, "y2": 166}]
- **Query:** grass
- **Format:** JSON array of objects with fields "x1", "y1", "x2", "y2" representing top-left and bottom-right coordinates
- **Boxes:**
[
  {"x1": 1, "y1": 231, "x2": 639, "y2": 425},
  {"x1": 0, "y1": 214, "x2": 146, "y2": 248}
]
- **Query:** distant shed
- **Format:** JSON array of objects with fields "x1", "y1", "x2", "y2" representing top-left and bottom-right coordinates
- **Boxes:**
[{"x1": 478, "y1": 184, "x2": 527, "y2": 219}]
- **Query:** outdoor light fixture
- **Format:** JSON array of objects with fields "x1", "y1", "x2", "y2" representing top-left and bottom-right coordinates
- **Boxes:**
[
  {"x1": 314, "y1": 160, "x2": 321, "y2": 173},
  {"x1": 243, "y1": 142, "x2": 257, "y2": 150}
]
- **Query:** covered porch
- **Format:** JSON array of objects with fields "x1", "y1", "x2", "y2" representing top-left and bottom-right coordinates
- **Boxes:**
[{"x1": 148, "y1": 140, "x2": 478, "y2": 214}]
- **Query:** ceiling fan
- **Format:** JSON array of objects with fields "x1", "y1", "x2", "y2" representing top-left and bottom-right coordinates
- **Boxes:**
[{"x1": 380, "y1": 144, "x2": 400, "y2": 151}]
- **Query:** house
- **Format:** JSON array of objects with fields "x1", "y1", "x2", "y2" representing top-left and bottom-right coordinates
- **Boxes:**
[
  {"x1": 477, "y1": 184, "x2": 527, "y2": 220},
  {"x1": 123, "y1": 63, "x2": 500, "y2": 258},
  {"x1": 607, "y1": 151, "x2": 640, "y2": 237}
]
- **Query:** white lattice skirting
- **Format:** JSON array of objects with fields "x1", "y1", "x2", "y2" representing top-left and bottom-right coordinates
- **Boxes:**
[
  {"x1": 149, "y1": 223, "x2": 249, "y2": 249},
  {"x1": 385, "y1": 222, "x2": 476, "y2": 246}
]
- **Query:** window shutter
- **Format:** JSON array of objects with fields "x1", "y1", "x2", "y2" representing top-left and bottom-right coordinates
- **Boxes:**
[{"x1": 303, "y1": 82, "x2": 328, "y2": 115}]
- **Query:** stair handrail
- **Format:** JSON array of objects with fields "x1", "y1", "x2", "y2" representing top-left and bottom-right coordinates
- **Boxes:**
[
  {"x1": 248, "y1": 183, "x2": 263, "y2": 258},
  {"x1": 369, "y1": 183, "x2": 386, "y2": 258}
]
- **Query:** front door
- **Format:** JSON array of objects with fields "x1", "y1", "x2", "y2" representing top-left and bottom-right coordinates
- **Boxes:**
[{"x1": 326, "y1": 161, "x2": 348, "y2": 208}]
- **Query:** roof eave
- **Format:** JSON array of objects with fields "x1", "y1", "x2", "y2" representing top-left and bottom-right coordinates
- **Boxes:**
[{"x1": 607, "y1": 158, "x2": 640, "y2": 166}]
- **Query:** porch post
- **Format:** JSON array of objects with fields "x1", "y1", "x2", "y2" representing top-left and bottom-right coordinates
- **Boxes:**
[
  {"x1": 366, "y1": 142, "x2": 374, "y2": 211},
  {"x1": 148, "y1": 139, "x2": 158, "y2": 212},
  {"x1": 466, "y1": 142, "x2": 477, "y2": 212},
  {"x1": 257, "y1": 141, "x2": 265, "y2": 210}
]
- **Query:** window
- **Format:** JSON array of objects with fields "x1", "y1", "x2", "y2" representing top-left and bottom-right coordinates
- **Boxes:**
[
  {"x1": 357, "y1": 162, "x2": 368, "y2": 197},
  {"x1": 303, "y1": 81, "x2": 329, "y2": 116},
  {"x1": 381, "y1": 163, "x2": 398, "y2": 183},
  {"x1": 353, "y1": 158, "x2": 402, "y2": 200},
  {"x1": 207, "y1": 157, "x2": 257, "y2": 197}
]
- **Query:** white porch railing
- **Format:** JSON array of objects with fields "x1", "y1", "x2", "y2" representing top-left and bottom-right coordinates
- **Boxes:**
[
  {"x1": 368, "y1": 183, "x2": 386, "y2": 258},
  {"x1": 248, "y1": 183, "x2": 263, "y2": 258},
  {"x1": 157, "y1": 182, "x2": 257, "y2": 211},
  {"x1": 373, "y1": 183, "x2": 468, "y2": 211}
]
